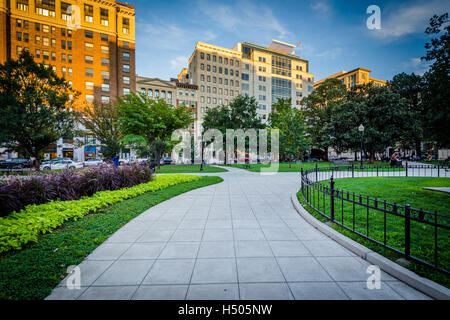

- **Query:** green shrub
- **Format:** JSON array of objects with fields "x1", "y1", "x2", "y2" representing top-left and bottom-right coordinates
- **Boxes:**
[{"x1": 0, "y1": 174, "x2": 201, "y2": 253}]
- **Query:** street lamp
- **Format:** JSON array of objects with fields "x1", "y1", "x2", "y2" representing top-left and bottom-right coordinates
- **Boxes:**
[{"x1": 358, "y1": 124, "x2": 365, "y2": 169}]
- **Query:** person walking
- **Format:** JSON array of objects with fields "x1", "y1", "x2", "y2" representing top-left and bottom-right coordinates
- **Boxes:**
[{"x1": 390, "y1": 152, "x2": 398, "y2": 168}]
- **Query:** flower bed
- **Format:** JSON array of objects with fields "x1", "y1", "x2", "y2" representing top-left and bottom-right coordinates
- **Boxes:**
[
  {"x1": 0, "y1": 165, "x2": 153, "y2": 217},
  {"x1": 0, "y1": 174, "x2": 201, "y2": 253}
]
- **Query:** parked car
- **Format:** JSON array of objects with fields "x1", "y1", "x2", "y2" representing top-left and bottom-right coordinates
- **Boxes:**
[
  {"x1": 307, "y1": 158, "x2": 319, "y2": 162},
  {"x1": 0, "y1": 158, "x2": 33, "y2": 169},
  {"x1": 40, "y1": 160, "x2": 84, "y2": 171},
  {"x1": 41, "y1": 157, "x2": 71, "y2": 166},
  {"x1": 119, "y1": 158, "x2": 131, "y2": 166},
  {"x1": 83, "y1": 159, "x2": 104, "y2": 167},
  {"x1": 160, "y1": 157, "x2": 173, "y2": 165}
]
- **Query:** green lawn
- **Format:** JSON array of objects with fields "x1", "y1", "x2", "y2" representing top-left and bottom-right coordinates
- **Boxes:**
[
  {"x1": 223, "y1": 161, "x2": 401, "y2": 173},
  {"x1": 0, "y1": 176, "x2": 223, "y2": 300},
  {"x1": 298, "y1": 177, "x2": 450, "y2": 288},
  {"x1": 155, "y1": 165, "x2": 228, "y2": 173}
]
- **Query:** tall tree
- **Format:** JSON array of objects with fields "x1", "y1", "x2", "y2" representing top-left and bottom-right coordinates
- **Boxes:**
[
  {"x1": 76, "y1": 102, "x2": 123, "y2": 161},
  {"x1": 421, "y1": 13, "x2": 450, "y2": 147},
  {"x1": 269, "y1": 99, "x2": 310, "y2": 168},
  {"x1": 202, "y1": 95, "x2": 264, "y2": 163},
  {"x1": 301, "y1": 78, "x2": 347, "y2": 161},
  {"x1": 389, "y1": 72, "x2": 425, "y2": 155},
  {"x1": 0, "y1": 51, "x2": 77, "y2": 169},
  {"x1": 329, "y1": 84, "x2": 417, "y2": 163},
  {"x1": 116, "y1": 92, "x2": 193, "y2": 169}
]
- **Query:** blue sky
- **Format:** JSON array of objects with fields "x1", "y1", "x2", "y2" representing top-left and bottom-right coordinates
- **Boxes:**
[{"x1": 133, "y1": 0, "x2": 449, "y2": 82}]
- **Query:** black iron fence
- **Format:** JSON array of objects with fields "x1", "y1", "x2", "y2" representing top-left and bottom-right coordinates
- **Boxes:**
[{"x1": 300, "y1": 162, "x2": 450, "y2": 275}]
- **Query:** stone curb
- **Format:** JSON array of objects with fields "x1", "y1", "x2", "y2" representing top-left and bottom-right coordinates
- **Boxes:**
[{"x1": 291, "y1": 193, "x2": 450, "y2": 300}]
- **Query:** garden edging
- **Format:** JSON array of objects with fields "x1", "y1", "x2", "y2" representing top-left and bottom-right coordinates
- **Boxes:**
[{"x1": 290, "y1": 193, "x2": 450, "y2": 300}]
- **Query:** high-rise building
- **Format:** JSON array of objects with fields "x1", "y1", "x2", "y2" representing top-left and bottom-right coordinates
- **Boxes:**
[
  {"x1": 181, "y1": 40, "x2": 315, "y2": 134},
  {"x1": 314, "y1": 67, "x2": 386, "y2": 90},
  {"x1": 0, "y1": 0, "x2": 136, "y2": 109}
]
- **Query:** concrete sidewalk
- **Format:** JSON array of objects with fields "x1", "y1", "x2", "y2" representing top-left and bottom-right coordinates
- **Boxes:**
[{"x1": 47, "y1": 167, "x2": 431, "y2": 300}]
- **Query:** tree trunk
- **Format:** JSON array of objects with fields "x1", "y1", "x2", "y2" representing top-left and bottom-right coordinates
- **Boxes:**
[
  {"x1": 34, "y1": 153, "x2": 41, "y2": 172},
  {"x1": 323, "y1": 147, "x2": 329, "y2": 162},
  {"x1": 289, "y1": 156, "x2": 292, "y2": 169},
  {"x1": 415, "y1": 139, "x2": 421, "y2": 157},
  {"x1": 369, "y1": 151, "x2": 375, "y2": 164}
]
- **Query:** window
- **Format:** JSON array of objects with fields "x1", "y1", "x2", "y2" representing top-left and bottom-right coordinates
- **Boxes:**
[
  {"x1": 213, "y1": 55, "x2": 216, "y2": 62},
  {"x1": 224, "y1": 79, "x2": 228, "y2": 85},
  {"x1": 85, "y1": 31, "x2": 93, "y2": 38},
  {"x1": 123, "y1": 88, "x2": 130, "y2": 95},
  {"x1": 35, "y1": 35, "x2": 40, "y2": 44},
  {"x1": 101, "y1": 58, "x2": 109, "y2": 66},
  {"x1": 100, "y1": 9, "x2": 109, "y2": 26},
  {"x1": 68, "y1": 41, "x2": 72, "y2": 50},
  {"x1": 61, "y1": 2, "x2": 71, "y2": 21},
  {"x1": 85, "y1": 55, "x2": 93, "y2": 64},
  {"x1": 35, "y1": 23, "x2": 40, "y2": 31},
  {"x1": 101, "y1": 96, "x2": 110, "y2": 104},
  {"x1": 224, "y1": 58, "x2": 228, "y2": 65},
  {"x1": 43, "y1": 51, "x2": 49, "y2": 60},
  {"x1": 16, "y1": 32, "x2": 22, "y2": 41},
  {"x1": 123, "y1": 64, "x2": 130, "y2": 73},
  {"x1": 101, "y1": 33, "x2": 108, "y2": 42},
  {"x1": 43, "y1": 24, "x2": 49, "y2": 33},
  {"x1": 242, "y1": 83, "x2": 249, "y2": 91},
  {"x1": 242, "y1": 73, "x2": 249, "y2": 81},
  {"x1": 102, "y1": 71, "x2": 110, "y2": 80},
  {"x1": 61, "y1": 53, "x2": 66, "y2": 62},
  {"x1": 224, "y1": 68, "x2": 228, "y2": 75},
  {"x1": 123, "y1": 41, "x2": 129, "y2": 48},
  {"x1": 51, "y1": 38, "x2": 56, "y2": 47},
  {"x1": 123, "y1": 76, "x2": 130, "y2": 85},
  {"x1": 85, "y1": 68, "x2": 94, "y2": 77},
  {"x1": 219, "y1": 78, "x2": 223, "y2": 84},
  {"x1": 35, "y1": 49, "x2": 41, "y2": 58},
  {"x1": 85, "y1": 82, "x2": 94, "y2": 90},
  {"x1": 51, "y1": 26, "x2": 56, "y2": 35},
  {"x1": 17, "y1": 0, "x2": 29, "y2": 11},
  {"x1": 61, "y1": 28, "x2": 66, "y2": 36},
  {"x1": 68, "y1": 68, "x2": 72, "y2": 76},
  {"x1": 61, "y1": 40, "x2": 66, "y2": 49},
  {"x1": 36, "y1": 0, "x2": 56, "y2": 17},
  {"x1": 168, "y1": 91, "x2": 172, "y2": 99},
  {"x1": 207, "y1": 65, "x2": 211, "y2": 72},
  {"x1": 68, "y1": 54, "x2": 72, "y2": 63},
  {"x1": 148, "y1": 89, "x2": 153, "y2": 97},
  {"x1": 16, "y1": 19, "x2": 22, "y2": 28},
  {"x1": 200, "y1": 74, "x2": 205, "y2": 81},
  {"x1": 213, "y1": 66, "x2": 217, "y2": 73},
  {"x1": 122, "y1": 52, "x2": 130, "y2": 61},
  {"x1": 258, "y1": 57, "x2": 266, "y2": 63},
  {"x1": 62, "y1": 67, "x2": 66, "y2": 76},
  {"x1": 122, "y1": 18, "x2": 129, "y2": 34},
  {"x1": 272, "y1": 55, "x2": 292, "y2": 77},
  {"x1": 102, "y1": 83, "x2": 110, "y2": 92},
  {"x1": 207, "y1": 76, "x2": 211, "y2": 82},
  {"x1": 85, "y1": 42, "x2": 94, "y2": 51},
  {"x1": 213, "y1": 87, "x2": 217, "y2": 94},
  {"x1": 200, "y1": 52, "x2": 204, "y2": 59},
  {"x1": 101, "y1": 45, "x2": 109, "y2": 54},
  {"x1": 84, "y1": 4, "x2": 93, "y2": 22},
  {"x1": 23, "y1": 20, "x2": 29, "y2": 29},
  {"x1": 16, "y1": 46, "x2": 23, "y2": 55},
  {"x1": 51, "y1": 52, "x2": 56, "y2": 61},
  {"x1": 219, "y1": 56, "x2": 222, "y2": 63},
  {"x1": 86, "y1": 94, "x2": 94, "y2": 103},
  {"x1": 206, "y1": 54, "x2": 210, "y2": 61},
  {"x1": 43, "y1": 37, "x2": 50, "y2": 46}
]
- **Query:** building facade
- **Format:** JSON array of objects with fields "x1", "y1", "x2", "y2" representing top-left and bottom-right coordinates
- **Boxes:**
[
  {"x1": 0, "y1": 0, "x2": 136, "y2": 108},
  {"x1": 182, "y1": 40, "x2": 314, "y2": 133},
  {"x1": 314, "y1": 67, "x2": 386, "y2": 90},
  {"x1": 136, "y1": 76, "x2": 198, "y2": 135}
]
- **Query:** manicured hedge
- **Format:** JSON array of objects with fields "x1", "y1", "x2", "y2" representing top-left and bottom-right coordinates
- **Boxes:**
[
  {"x1": 0, "y1": 165, "x2": 153, "y2": 217},
  {"x1": 0, "y1": 174, "x2": 201, "y2": 253}
]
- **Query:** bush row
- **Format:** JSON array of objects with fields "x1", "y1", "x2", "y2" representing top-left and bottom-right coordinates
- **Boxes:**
[
  {"x1": 0, "y1": 174, "x2": 202, "y2": 253},
  {"x1": 0, "y1": 165, "x2": 153, "y2": 217}
]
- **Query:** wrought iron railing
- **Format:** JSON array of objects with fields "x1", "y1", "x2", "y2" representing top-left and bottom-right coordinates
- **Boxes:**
[{"x1": 300, "y1": 162, "x2": 450, "y2": 275}]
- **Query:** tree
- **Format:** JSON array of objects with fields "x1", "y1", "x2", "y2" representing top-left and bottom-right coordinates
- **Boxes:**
[
  {"x1": 268, "y1": 99, "x2": 310, "y2": 168},
  {"x1": 76, "y1": 102, "x2": 123, "y2": 161},
  {"x1": 0, "y1": 51, "x2": 77, "y2": 169},
  {"x1": 116, "y1": 92, "x2": 193, "y2": 169},
  {"x1": 301, "y1": 78, "x2": 347, "y2": 161},
  {"x1": 202, "y1": 95, "x2": 264, "y2": 163},
  {"x1": 421, "y1": 13, "x2": 450, "y2": 147},
  {"x1": 329, "y1": 84, "x2": 418, "y2": 163},
  {"x1": 389, "y1": 72, "x2": 425, "y2": 155}
]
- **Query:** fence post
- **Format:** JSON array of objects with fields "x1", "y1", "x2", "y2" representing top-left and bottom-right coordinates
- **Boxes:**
[
  {"x1": 352, "y1": 162, "x2": 354, "y2": 178},
  {"x1": 405, "y1": 204, "x2": 411, "y2": 259},
  {"x1": 301, "y1": 168, "x2": 304, "y2": 195},
  {"x1": 330, "y1": 176, "x2": 335, "y2": 221},
  {"x1": 406, "y1": 161, "x2": 408, "y2": 177},
  {"x1": 315, "y1": 162, "x2": 318, "y2": 183}
]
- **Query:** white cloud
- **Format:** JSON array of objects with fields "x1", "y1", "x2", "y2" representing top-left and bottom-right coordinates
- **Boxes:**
[
  {"x1": 399, "y1": 57, "x2": 431, "y2": 75},
  {"x1": 310, "y1": 1, "x2": 332, "y2": 15},
  {"x1": 170, "y1": 56, "x2": 188, "y2": 71},
  {"x1": 196, "y1": 0, "x2": 290, "y2": 40},
  {"x1": 371, "y1": 0, "x2": 449, "y2": 39},
  {"x1": 315, "y1": 47, "x2": 344, "y2": 60}
]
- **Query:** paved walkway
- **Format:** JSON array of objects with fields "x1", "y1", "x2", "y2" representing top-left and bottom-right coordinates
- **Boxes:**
[{"x1": 47, "y1": 167, "x2": 431, "y2": 300}]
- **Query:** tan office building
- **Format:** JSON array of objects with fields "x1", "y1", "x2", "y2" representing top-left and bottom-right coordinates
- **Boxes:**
[
  {"x1": 181, "y1": 40, "x2": 315, "y2": 133},
  {"x1": 314, "y1": 67, "x2": 386, "y2": 90},
  {"x1": 0, "y1": 0, "x2": 136, "y2": 109}
]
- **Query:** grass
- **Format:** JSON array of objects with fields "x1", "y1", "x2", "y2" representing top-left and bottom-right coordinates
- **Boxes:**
[
  {"x1": 222, "y1": 161, "x2": 403, "y2": 173},
  {"x1": 0, "y1": 176, "x2": 223, "y2": 300},
  {"x1": 297, "y1": 177, "x2": 450, "y2": 288},
  {"x1": 155, "y1": 165, "x2": 228, "y2": 173}
]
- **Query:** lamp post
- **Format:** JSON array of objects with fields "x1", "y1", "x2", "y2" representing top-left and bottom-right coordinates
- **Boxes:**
[
  {"x1": 358, "y1": 124, "x2": 365, "y2": 169},
  {"x1": 200, "y1": 140, "x2": 205, "y2": 171}
]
